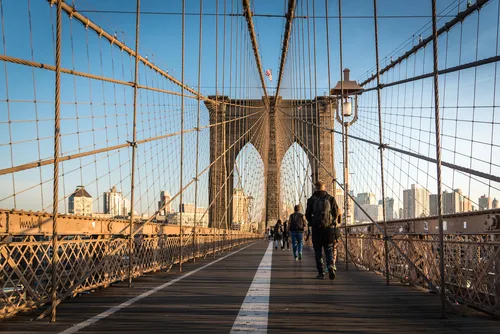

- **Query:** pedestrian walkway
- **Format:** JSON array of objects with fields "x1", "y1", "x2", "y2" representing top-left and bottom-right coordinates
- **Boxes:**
[{"x1": 1, "y1": 241, "x2": 498, "y2": 333}]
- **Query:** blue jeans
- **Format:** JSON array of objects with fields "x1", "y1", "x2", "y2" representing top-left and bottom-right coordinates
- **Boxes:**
[{"x1": 290, "y1": 231, "x2": 304, "y2": 258}]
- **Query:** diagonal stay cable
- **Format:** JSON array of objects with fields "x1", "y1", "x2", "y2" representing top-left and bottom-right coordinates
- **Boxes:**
[
  {"x1": 277, "y1": 106, "x2": 500, "y2": 185},
  {"x1": 275, "y1": 0, "x2": 297, "y2": 101},
  {"x1": 277, "y1": 106, "x2": 437, "y2": 290},
  {"x1": 242, "y1": 0, "x2": 269, "y2": 107},
  {"x1": 359, "y1": 0, "x2": 490, "y2": 86}
]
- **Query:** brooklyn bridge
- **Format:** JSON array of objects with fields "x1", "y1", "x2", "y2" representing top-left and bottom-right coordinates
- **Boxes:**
[{"x1": 0, "y1": 0, "x2": 499, "y2": 332}]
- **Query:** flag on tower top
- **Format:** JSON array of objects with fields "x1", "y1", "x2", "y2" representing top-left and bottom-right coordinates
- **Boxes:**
[{"x1": 265, "y1": 69, "x2": 273, "y2": 82}]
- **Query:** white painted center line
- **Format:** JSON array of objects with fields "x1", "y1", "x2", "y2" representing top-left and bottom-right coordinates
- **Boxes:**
[
  {"x1": 230, "y1": 241, "x2": 273, "y2": 333},
  {"x1": 59, "y1": 242, "x2": 259, "y2": 334}
]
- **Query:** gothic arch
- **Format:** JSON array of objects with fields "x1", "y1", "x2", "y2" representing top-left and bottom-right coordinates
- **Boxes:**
[{"x1": 205, "y1": 95, "x2": 335, "y2": 229}]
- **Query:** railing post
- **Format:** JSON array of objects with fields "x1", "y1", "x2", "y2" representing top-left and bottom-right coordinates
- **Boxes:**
[
  {"x1": 407, "y1": 234, "x2": 416, "y2": 284},
  {"x1": 50, "y1": 0, "x2": 62, "y2": 323},
  {"x1": 193, "y1": 226, "x2": 197, "y2": 261},
  {"x1": 431, "y1": 0, "x2": 447, "y2": 318},
  {"x1": 495, "y1": 233, "x2": 500, "y2": 312}
]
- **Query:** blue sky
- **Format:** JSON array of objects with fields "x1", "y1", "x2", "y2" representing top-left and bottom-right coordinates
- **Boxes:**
[{"x1": 0, "y1": 0, "x2": 498, "y2": 220}]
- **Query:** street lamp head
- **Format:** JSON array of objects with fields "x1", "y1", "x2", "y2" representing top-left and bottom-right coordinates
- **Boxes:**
[
  {"x1": 330, "y1": 69, "x2": 364, "y2": 98},
  {"x1": 331, "y1": 69, "x2": 364, "y2": 121}
]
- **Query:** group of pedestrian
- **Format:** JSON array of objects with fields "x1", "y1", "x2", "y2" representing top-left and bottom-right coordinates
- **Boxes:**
[
  {"x1": 272, "y1": 219, "x2": 290, "y2": 251},
  {"x1": 269, "y1": 180, "x2": 341, "y2": 280}
]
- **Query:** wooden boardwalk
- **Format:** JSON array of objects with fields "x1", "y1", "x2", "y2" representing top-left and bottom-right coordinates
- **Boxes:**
[{"x1": 1, "y1": 240, "x2": 498, "y2": 333}]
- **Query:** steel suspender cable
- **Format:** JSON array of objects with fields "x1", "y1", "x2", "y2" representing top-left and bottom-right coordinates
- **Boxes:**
[
  {"x1": 372, "y1": 0, "x2": 390, "y2": 286},
  {"x1": 430, "y1": 0, "x2": 446, "y2": 319}
]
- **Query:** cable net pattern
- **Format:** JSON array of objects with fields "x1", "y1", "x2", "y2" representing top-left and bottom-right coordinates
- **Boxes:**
[
  {"x1": 1, "y1": 0, "x2": 500, "y2": 321},
  {"x1": 0, "y1": 0, "x2": 263, "y2": 319},
  {"x1": 277, "y1": 0, "x2": 500, "y2": 317}
]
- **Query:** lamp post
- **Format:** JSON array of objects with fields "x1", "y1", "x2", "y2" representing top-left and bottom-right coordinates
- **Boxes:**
[
  {"x1": 247, "y1": 195, "x2": 254, "y2": 232},
  {"x1": 330, "y1": 68, "x2": 364, "y2": 228}
]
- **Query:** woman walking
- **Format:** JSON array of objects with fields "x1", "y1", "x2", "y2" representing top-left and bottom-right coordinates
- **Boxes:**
[
  {"x1": 273, "y1": 220, "x2": 284, "y2": 250},
  {"x1": 282, "y1": 220, "x2": 290, "y2": 251}
]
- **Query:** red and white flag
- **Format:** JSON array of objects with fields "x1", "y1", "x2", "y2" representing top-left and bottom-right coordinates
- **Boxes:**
[{"x1": 265, "y1": 69, "x2": 273, "y2": 82}]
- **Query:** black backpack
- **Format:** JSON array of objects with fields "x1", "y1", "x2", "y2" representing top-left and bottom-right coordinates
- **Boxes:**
[
  {"x1": 312, "y1": 195, "x2": 333, "y2": 229},
  {"x1": 289, "y1": 212, "x2": 305, "y2": 231}
]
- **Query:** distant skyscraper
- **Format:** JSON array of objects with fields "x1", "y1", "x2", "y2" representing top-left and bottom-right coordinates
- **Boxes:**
[
  {"x1": 478, "y1": 195, "x2": 493, "y2": 211},
  {"x1": 430, "y1": 194, "x2": 438, "y2": 216},
  {"x1": 403, "y1": 184, "x2": 429, "y2": 219},
  {"x1": 355, "y1": 192, "x2": 378, "y2": 222},
  {"x1": 158, "y1": 191, "x2": 172, "y2": 215},
  {"x1": 493, "y1": 198, "x2": 499, "y2": 209},
  {"x1": 461, "y1": 195, "x2": 473, "y2": 213},
  {"x1": 180, "y1": 203, "x2": 205, "y2": 214},
  {"x1": 356, "y1": 193, "x2": 377, "y2": 205},
  {"x1": 122, "y1": 198, "x2": 131, "y2": 217},
  {"x1": 335, "y1": 188, "x2": 354, "y2": 225},
  {"x1": 167, "y1": 212, "x2": 209, "y2": 227},
  {"x1": 378, "y1": 198, "x2": 395, "y2": 220},
  {"x1": 357, "y1": 204, "x2": 383, "y2": 222},
  {"x1": 69, "y1": 186, "x2": 93, "y2": 216},
  {"x1": 430, "y1": 189, "x2": 469, "y2": 215},
  {"x1": 444, "y1": 189, "x2": 463, "y2": 214},
  {"x1": 103, "y1": 186, "x2": 129, "y2": 217}
]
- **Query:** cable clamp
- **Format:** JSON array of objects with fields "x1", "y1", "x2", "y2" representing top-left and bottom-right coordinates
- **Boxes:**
[
  {"x1": 378, "y1": 143, "x2": 388, "y2": 150},
  {"x1": 127, "y1": 140, "x2": 137, "y2": 148}
]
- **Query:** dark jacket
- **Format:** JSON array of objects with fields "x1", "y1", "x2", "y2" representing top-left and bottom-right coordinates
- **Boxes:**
[
  {"x1": 283, "y1": 222, "x2": 289, "y2": 238},
  {"x1": 273, "y1": 223, "x2": 283, "y2": 240},
  {"x1": 305, "y1": 190, "x2": 340, "y2": 228},
  {"x1": 289, "y1": 212, "x2": 307, "y2": 232}
]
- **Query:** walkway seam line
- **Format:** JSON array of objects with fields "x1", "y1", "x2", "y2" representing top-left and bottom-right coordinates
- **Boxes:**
[
  {"x1": 230, "y1": 241, "x2": 273, "y2": 333},
  {"x1": 58, "y1": 242, "x2": 260, "y2": 334}
]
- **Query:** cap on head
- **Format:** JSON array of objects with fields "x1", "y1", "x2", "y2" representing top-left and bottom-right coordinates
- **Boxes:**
[{"x1": 315, "y1": 180, "x2": 326, "y2": 190}]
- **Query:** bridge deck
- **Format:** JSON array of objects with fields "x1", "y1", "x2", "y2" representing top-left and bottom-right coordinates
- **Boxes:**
[{"x1": 1, "y1": 240, "x2": 498, "y2": 333}]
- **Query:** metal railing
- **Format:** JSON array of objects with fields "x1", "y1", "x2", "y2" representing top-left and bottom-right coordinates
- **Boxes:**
[
  {"x1": 338, "y1": 219, "x2": 500, "y2": 317},
  {"x1": 0, "y1": 209, "x2": 261, "y2": 319}
]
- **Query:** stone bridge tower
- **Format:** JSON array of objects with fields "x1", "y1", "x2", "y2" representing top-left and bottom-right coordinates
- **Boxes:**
[{"x1": 205, "y1": 96, "x2": 334, "y2": 229}]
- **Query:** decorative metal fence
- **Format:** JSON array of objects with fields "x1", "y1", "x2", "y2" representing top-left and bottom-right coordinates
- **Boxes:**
[
  {"x1": 0, "y1": 209, "x2": 261, "y2": 319},
  {"x1": 338, "y1": 225, "x2": 500, "y2": 317}
]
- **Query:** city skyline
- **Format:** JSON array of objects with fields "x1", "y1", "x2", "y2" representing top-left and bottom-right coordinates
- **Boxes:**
[
  {"x1": 349, "y1": 185, "x2": 499, "y2": 223},
  {"x1": 0, "y1": 0, "x2": 498, "y2": 230}
]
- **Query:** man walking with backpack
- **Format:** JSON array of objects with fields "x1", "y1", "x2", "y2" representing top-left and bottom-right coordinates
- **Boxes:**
[
  {"x1": 289, "y1": 204, "x2": 307, "y2": 261},
  {"x1": 305, "y1": 180, "x2": 340, "y2": 280}
]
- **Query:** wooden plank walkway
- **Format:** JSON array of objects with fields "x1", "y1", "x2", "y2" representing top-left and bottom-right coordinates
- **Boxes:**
[{"x1": 1, "y1": 240, "x2": 498, "y2": 333}]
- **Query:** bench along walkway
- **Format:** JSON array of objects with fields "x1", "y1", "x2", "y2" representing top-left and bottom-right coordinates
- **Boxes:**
[{"x1": 1, "y1": 240, "x2": 498, "y2": 333}]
